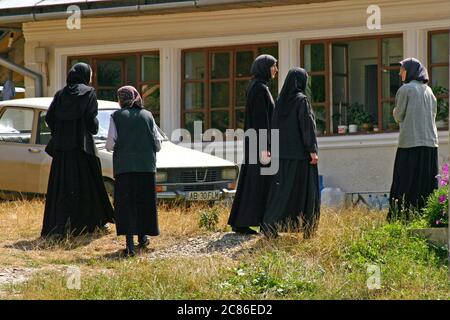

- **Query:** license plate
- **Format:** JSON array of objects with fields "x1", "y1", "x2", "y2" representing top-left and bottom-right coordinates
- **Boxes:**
[{"x1": 186, "y1": 190, "x2": 222, "y2": 201}]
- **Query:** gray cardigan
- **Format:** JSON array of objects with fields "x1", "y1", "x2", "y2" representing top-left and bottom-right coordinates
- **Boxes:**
[{"x1": 393, "y1": 80, "x2": 438, "y2": 148}]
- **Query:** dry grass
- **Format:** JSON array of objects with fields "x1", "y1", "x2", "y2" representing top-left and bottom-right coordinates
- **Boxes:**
[{"x1": 0, "y1": 199, "x2": 448, "y2": 300}]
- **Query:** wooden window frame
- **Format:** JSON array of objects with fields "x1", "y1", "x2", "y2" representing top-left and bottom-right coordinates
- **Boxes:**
[
  {"x1": 428, "y1": 29, "x2": 450, "y2": 100},
  {"x1": 67, "y1": 51, "x2": 161, "y2": 120},
  {"x1": 300, "y1": 33, "x2": 403, "y2": 136},
  {"x1": 181, "y1": 43, "x2": 278, "y2": 131}
]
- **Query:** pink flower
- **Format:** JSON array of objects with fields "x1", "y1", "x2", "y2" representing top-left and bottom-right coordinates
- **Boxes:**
[
  {"x1": 440, "y1": 178, "x2": 448, "y2": 187},
  {"x1": 436, "y1": 219, "x2": 441, "y2": 225},
  {"x1": 442, "y1": 163, "x2": 449, "y2": 174},
  {"x1": 439, "y1": 195, "x2": 447, "y2": 204}
]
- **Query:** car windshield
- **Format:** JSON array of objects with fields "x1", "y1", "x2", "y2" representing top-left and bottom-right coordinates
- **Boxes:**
[{"x1": 94, "y1": 109, "x2": 169, "y2": 142}]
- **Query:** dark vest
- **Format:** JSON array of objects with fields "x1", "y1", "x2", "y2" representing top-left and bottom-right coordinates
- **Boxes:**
[{"x1": 112, "y1": 108, "x2": 157, "y2": 176}]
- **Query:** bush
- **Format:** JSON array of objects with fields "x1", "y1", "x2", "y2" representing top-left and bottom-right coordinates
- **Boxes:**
[{"x1": 422, "y1": 163, "x2": 449, "y2": 227}]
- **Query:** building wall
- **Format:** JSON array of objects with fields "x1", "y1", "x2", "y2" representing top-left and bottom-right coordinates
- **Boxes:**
[{"x1": 20, "y1": 0, "x2": 450, "y2": 193}]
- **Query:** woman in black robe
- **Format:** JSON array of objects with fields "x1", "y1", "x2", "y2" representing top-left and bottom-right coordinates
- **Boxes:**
[
  {"x1": 228, "y1": 54, "x2": 278, "y2": 234},
  {"x1": 41, "y1": 63, "x2": 114, "y2": 237},
  {"x1": 388, "y1": 58, "x2": 438, "y2": 220},
  {"x1": 262, "y1": 67, "x2": 320, "y2": 239}
]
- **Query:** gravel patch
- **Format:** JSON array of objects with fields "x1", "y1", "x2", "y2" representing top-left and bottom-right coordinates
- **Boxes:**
[{"x1": 148, "y1": 232, "x2": 260, "y2": 260}]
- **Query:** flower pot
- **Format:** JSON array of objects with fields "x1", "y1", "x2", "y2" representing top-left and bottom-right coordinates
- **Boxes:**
[
  {"x1": 349, "y1": 124, "x2": 358, "y2": 133},
  {"x1": 410, "y1": 228, "x2": 448, "y2": 247},
  {"x1": 361, "y1": 123, "x2": 372, "y2": 132},
  {"x1": 337, "y1": 125, "x2": 348, "y2": 134},
  {"x1": 387, "y1": 123, "x2": 398, "y2": 131}
]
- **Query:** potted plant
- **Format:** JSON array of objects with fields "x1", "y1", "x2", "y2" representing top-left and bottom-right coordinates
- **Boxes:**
[
  {"x1": 432, "y1": 86, "x2": 449, "y2": 129},
  {"x1": 348, "y1": 103, "x2": 373, "y2": 132}
]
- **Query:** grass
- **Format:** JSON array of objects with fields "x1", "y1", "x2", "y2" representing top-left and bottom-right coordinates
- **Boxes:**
[{"x1": 0, "y1": 199, "x2": 449, "y2": 300}]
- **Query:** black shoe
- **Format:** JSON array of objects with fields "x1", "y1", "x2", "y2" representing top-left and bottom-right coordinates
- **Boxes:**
[
  {"x1": 121, "y1": 248, "x2": 136, "y2": 258},
  {"x1": 232, "y1": 227, "x2": 258, "y2": 235}
]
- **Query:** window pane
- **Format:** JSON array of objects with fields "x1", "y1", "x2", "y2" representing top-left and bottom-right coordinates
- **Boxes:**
[
  {"x1": 309, "y1": 75, "x2": 325, "y2": 103},
  {"x1": 37, "y1": 112, "x2": 51, "y2": 145},
  {"x1": 97, "y1": 60, "x2": 122, "y2": 87},
  {"x1": 313, "y1": 105, "x2": 326, "y2": 135},
  {"x1": 258, "y1": 46, "x2": 278, "y2": 59},
  {"x1": 211, "y1": 111, "x2": 230, "y2": 132},
  {"x1": 142, "y1": 84, "x2": 160, "y2": 114},
  {"x1": 236, "y1": 51, "x2": 254, "y2": 77},
  {"x1": 431, "y1": 66, "x2": 449, "y2": 91},
  {"x1": 211, "y1": 82, "x2": 229, "y2": 108},
  {"x1": 141, "y1": 54, "x2": 160, "y2": 82},
  {"x1": 382, "y1": 37, "x2": 403, "y2": 66},
  {"x1": 431, "y1": 32, "x2": 449, "y2": 64},
  {"x1": 97, "y1": 89, "x2": 118, "y2": 102},
  {"x1": 436, "y1": 98, "x2": 449, "y2": 126},
  {"x1": 0, "y1": 108, "x2": 34, "y2": 144},
  {"x1": 184, "y1": 112, "x2": 204, "y2": 136},
  {"x1": 184, "y1": 82, "x2": 204, "y2": 110},
  {"x1": 126, "y1": 56, "x2": 137, "y2": 88},
  {"x1": 69, "y1": 58, "x2": 89, "y2": 67},
  {"x1": 211, "y1": 52, "x2": 230, "y2": 79},
  {"x1": 382, "y1": 68, "x2": 402, "y2": 98},
  {"x1": 235, "y1": 109, "x2": 245, "y2": 129},
  {"x1": 382, "y1": 102, "x2": 397, "y2": 130},
  {"x1": 303, "y1": 43, "x2": 325, "y2": 72},
  {"x1": 185, "y1": 52, "x2": 205, "y2": 80},
  {"x1": 235, "y1": 80, "x2": 248, "y2": 107}
]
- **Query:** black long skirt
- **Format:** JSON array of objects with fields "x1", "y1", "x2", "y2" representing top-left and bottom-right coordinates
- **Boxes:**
[
  {"x1": 114, "y1": 172, "x2": 159, "y2": 236},
  {"x1": 228, "y1": 163, "x2": 272, "y2": 227},
  {"x1": 262, "y1": 159, "x2": 320, "y2": 235},
  {"x1": 388, "y1": 146, "x2": 438, "y2": 220},
  {"x1": 41, "y1": 150, "x2": 115, "y2": 237}
]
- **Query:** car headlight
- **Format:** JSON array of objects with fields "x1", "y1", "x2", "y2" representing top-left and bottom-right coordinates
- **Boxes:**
[
  {"x1": 156, "y1": 171, "x2": 168, "y2": 183},
  {"x1": 222, "y1": 168, "x2": 237, "y2": 180}
]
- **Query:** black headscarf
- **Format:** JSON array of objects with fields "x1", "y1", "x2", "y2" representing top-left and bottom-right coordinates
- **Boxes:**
[
  {"x1": 276, "y1": 67, "x2": 308, "y2": 116},
  {"x1": 65, "y1": 62, "x2": 93, "y2": 96},
  {"x1": 250, "y1": 54, "x2": 277, "y2": 83},
  {"x1": 400, "y1": 58, "x2": 429, "y2": 84},
  {"x1": 56, "y1": 62, "x2": 95, "y2": 120}
]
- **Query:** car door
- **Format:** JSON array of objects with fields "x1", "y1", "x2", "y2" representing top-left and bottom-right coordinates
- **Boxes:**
[{"x1": 0, "y1": 106, "x2": 39, "y2": 193}]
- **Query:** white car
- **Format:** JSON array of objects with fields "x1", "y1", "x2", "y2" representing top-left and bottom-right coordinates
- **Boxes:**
[{"x1": 0, "y1": 98, "x2": 238, "y2": 201}]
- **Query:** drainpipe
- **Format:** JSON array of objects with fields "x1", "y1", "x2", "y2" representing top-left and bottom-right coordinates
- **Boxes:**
[
  {"x1": 0, "y1": 0, "x2": 263, "y2": 24},
  {"x1": 0, "y1": 56, "x2": 43, "y2": 97}
]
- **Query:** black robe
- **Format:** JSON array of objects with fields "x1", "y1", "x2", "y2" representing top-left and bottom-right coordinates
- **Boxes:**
[
  {"x1": 262, "y1": 68, "x2": 321, "y2": 236},
  {"x1": 228, "y1": 79, "x2": 275, "y2": 227},
  {"x1": 41, "y1": 63, "x2": 114, "y2": 236}
]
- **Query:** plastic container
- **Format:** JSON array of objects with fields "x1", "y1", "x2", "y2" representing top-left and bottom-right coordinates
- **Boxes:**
[{"x1": 321, "y1": 187, "x2": 346, "y2": 208}]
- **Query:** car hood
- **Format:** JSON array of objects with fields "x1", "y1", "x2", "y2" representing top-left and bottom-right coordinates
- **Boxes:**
[{"x1": 98, "y1": 141, "x2": 236, "y2": 169}]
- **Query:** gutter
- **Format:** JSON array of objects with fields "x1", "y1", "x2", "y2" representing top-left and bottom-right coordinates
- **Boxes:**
[
  {"x1": 0, "y1": 0, "x2": 263, "y2": 24},
  {"x1": 0, "y1": 56, "x2": 43, "y2": 97}
]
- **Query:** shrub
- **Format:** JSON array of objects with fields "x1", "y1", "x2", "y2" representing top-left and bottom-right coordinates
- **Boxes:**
[{"x1": 422, "y1": 163, "x2": 449, "y2": 227}]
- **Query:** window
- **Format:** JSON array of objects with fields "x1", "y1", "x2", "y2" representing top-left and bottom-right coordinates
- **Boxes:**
[
  {"x1": 0, "y1": 108, "x2": 34, "y2": 144},
  {"x1": 36, "y1": 112, "x2": 51, "y2": 146},
  {"x1": 301, "y1": 35, "x2": 403, "y2": 135},
  {"x1": 68, "y1": 52, "x2": 161, "y2": 124},
  {"x1": 428, "y1": 30, "x2": 449, "y2": 129},
  {"x1": 181, "y1": 44, "x2": 278, "y2": 134}
]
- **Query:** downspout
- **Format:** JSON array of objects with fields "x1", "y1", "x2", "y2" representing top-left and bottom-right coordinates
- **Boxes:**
[{"x1": 0, "y1": 56, "x2": 43, "y2": 97}]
